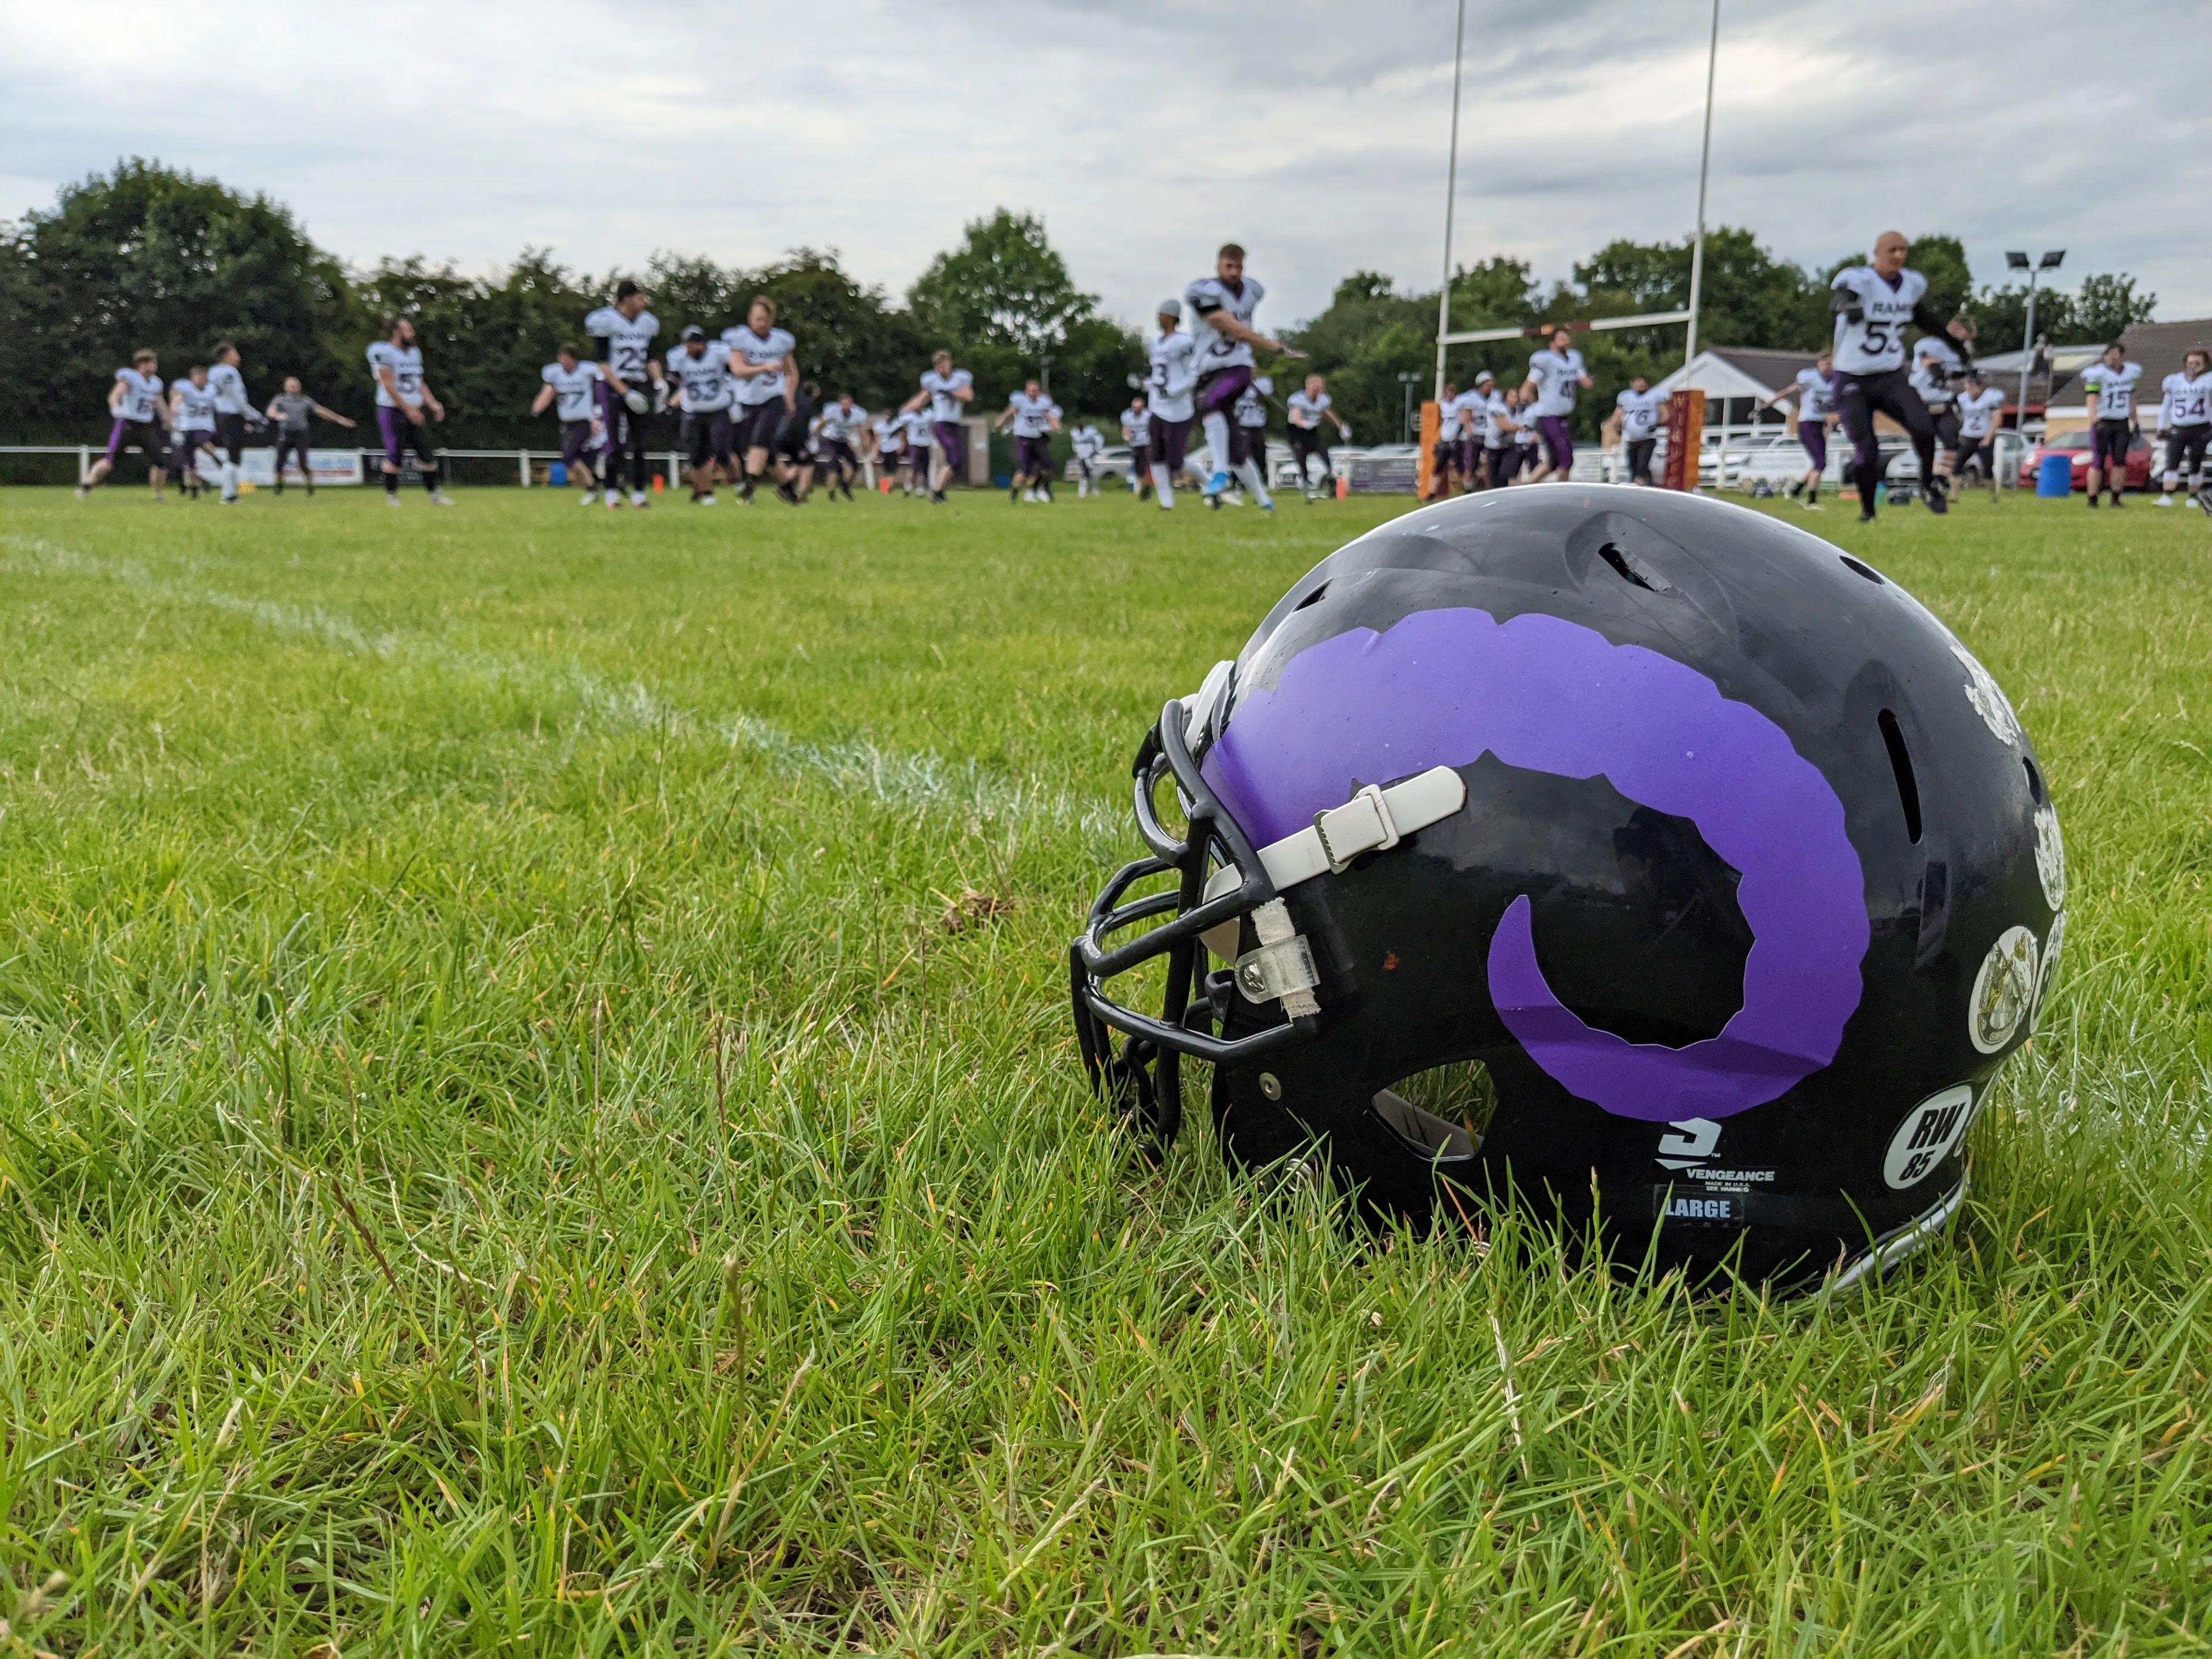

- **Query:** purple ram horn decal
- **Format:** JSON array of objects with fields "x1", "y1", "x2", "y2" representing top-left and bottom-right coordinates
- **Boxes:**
[{"x1": 1202, "y1": 607, "x2": 1868, "y2": 1121}]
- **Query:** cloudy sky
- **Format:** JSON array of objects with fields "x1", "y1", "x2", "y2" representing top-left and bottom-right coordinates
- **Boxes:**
[{"x1": 6, "y1": 1, "x2": 2207, "y2": 335}]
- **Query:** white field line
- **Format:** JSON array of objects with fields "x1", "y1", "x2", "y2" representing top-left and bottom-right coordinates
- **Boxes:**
[{"x1": 0, "y1": 533, "x2": 1121, "y2": 836}]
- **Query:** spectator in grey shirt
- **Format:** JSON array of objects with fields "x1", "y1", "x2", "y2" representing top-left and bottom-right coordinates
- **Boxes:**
[{"x1": 264, "y1": 376, "x2": 357, "y2": 494}]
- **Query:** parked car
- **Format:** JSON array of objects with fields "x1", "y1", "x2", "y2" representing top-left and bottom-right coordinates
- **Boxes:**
[
  {"x1": 2025, "y1": 428, "x2": 2154, "y2": 493},
  {"x1": 1065, "y1": 444, "x2": 1139, "y2": 486}
]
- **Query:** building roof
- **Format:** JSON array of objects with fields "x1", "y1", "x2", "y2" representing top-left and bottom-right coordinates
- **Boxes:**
[{"x1": 1651, "y1": 347, "x2": 1821, "y2": 401}]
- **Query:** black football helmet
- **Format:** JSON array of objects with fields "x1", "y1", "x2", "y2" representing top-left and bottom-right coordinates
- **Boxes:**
[{"x1": 1071, "y1": 486, "x2": 2063, "y2": 1288}]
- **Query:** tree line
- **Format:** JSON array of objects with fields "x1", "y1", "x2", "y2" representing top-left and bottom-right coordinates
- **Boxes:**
[
  {"x1": 0, "y1": 162, "x2": 1143, "y2": 450},
  {"x1": 0, "y1": 161, "x2": 2162, "y2": 452}
]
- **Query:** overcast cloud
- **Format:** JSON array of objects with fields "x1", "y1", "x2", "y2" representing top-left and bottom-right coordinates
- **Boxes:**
[{"x1": 5, "y1": 1, "x2": 2207, "y2": 335}]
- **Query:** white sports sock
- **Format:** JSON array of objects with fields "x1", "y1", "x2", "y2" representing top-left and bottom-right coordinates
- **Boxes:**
[
  {"x1": 1235, "y1": 458, "x2": 1272, "y2": 507},
  {"x1": 1202, "y1": 413, "x2": 1230, "y2": 474},
  {"x1": 1152, "y1": 463, "x2": 1173, "y2": 507},
  {"x1": 219, "y1": 460, "x2": 238, "y2": 496}
]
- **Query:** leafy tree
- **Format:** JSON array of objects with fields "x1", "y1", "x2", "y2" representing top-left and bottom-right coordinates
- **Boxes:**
[
  {"x1": 0, "y1": 159, "x2": 349, "y2": 442},
  {"x1": 1579, "y1": 226, "x2": 1826, "y2": 352},
  {"x1": 2073, "y1": 273, "x2": 2158, "y2": 345},
  {"x1": 907, "y1": 210, "x2": 1140, "y2": 413}
]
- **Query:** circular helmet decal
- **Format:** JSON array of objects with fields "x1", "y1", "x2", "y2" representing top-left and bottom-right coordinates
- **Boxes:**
[
  {"x1": 1882, "y1": 1084, "x2": 1978, "y2": 1189},
  {"x1": 1203, "y1": 606, "x2": 1870, "y2": 1122}
]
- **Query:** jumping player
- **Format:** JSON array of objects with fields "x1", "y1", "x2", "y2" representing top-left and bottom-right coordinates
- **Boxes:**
[
  {"x1": 263, "y1": 376, "x2": 356, "y2": 494},
  {"x1": 2156, "y1": 347, "x2": 2210, "y2": 511},
  {"x1": 723, "y1": 297, "x2": 798, "y2": 503},
  {"x1": 1119, "y1": 392, "x2": 1151, "y2": 499},
  {"x1": 1285, "y1": 373, "x2": 1348, "y2": 500},
  {"x1": 78, "y1": 348, "x2": 168, "y2": 499},
  {"x1": 994, "y1": 378, "x2": 1062, "y2": 502},
  {"x1": 1146, "y1": 297, "x2": 1200, "y2": 509},
  {"x1": 1829, "y1": 231, "x2": 1965, "y2": 521},
  {"x1": 168, "y1": 366, "x2": 221, "y2": 499},
  {"x1": 584, "y1": 280, "x2": 659, "y2": 507},
  {"x1": 901, "y1": 351, "x2": 973, "y2": 503},
  {"x1": 1601, "y1": 374, "x2": 1666, "y2": 487},
  {"x1": 1517, "y1": 326, "x2": 1593, "y2": 484},
  {"x1": 669, "y1": 325, "x2": 736, "y2": 505},
  {"x1": 207, "y1": 342, "x2": 254, "y2": 504},
  {"x1": 2079, "y1": 342, "x2": 2142, "y2": 509},
  {"x1": 1952, "y1": 371, "x2": 2007, "y2": 500},
  {"x1": 531, "y1": 345, "x2": 606, "y2": 504},
  {"x1": 1185, "y1": 242, "x2": 1301, "y2": 505},
  {"x1": 368, "y1": 318, "x2": 452, "y2": 505}
]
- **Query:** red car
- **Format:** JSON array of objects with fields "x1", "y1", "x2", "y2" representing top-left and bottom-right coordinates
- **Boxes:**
[{"x1": 2027, "y1": 428, "x2": 2154, "y2": 493}]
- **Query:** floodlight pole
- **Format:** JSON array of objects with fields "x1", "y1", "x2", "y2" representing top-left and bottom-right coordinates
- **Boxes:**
[
  {"x1": 1434, "y1": 0, "x2": 1468, "y2": 403},
  {"x1": 1682, "y1": 0, "x2": 1720, "y2": 369}
]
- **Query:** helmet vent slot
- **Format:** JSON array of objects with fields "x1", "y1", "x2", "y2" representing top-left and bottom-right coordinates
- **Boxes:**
[
  {"x1": 1879, "y1": 709, "x2": 1923, "y2": 844},
  {"x1": 1372, "y1": 1060, "x2": 1494, "y2": 1162},
  {"x1": 1598, "y1": 541, "x2": 1674, "y2": 594},
  {"x1": 1293, "y1": 582, "x2": 1330, "y2": 612},
  {"x1": 1840, "y1": 556, "x2": 1886, "y2": 584},
  {"x1": 2022, "y1": 757, "x2": 2045, "y2": 805}
]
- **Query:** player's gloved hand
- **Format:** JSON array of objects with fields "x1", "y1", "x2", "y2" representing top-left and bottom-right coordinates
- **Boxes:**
[
  {"x1": 1340, "y1": 426, "x2": 1352, "y2": 441},
  {"x1": 624, "y1": 390, "x2": 648, "y2": 414}
]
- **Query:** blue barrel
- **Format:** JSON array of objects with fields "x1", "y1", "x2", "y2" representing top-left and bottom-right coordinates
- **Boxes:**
[
  {"x1": 549, "y1": 461, "x2": 568, "y2": 487},
  {"x1": 2036, "y1": 453, "x2": 2072, "y2": 496}
]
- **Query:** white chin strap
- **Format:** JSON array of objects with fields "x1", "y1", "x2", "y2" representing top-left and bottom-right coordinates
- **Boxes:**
[{"x1": 1199, "y1": 764, "x2": 1468, "y2": 1015}]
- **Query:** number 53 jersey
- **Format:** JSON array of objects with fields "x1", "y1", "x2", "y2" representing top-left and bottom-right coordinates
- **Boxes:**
[{"x1": 1830, "y1": 266, "x2": 1928, "y2": 376}]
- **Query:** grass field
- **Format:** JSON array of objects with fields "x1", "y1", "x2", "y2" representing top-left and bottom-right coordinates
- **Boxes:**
[{"x1": 0, "y1": 479, "x2": 2207, "y2": 1657}]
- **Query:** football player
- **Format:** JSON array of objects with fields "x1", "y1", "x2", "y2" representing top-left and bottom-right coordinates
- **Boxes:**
[
  {"x1": 1951, "y1": 371, "x2": 2007, "y2": 500},
  {"x1": 368, "y1": 317, "x2": 452, "y2": 505},
  {"x1": 1146, "y1": 298, "x2": 1200, "y2": 509},
  {"x1": 207, "y1": 342, "x2": 255, "y2": 504},
  {"x1": 722, "y1": 297, "x2": 798, "y2": 504},
  {"x1": 2155, "y1": 347, "x2": 2211, "y2": 511},
  {"x1": 1286, "y1": 373, "x2": 1350, "y2": 501},
  {"x1": 1757, "y1": 351, "x2": 1839, "y2": 510},
  {"x1": 2078, "y1": 342, "x2": 2142, "y2": 509},
  {"x1": 994, "y1": 378, "x2": 1063, "y2": 502},
  {"x1": 1601, "y1": 374, "x2": 1667, "y2": 489},
  {"x1": 1185, "y1": 242, "x2": 1301, "y2": 505},
  {"x1": 1517, "y1": 326, "x2": 1594, "y2": 484},
  {"x1": 1120, "y1": 392, "x2": 1152, "y2": 500},
  {"x1": 1227, "y1": 374, "x2": 1275, "y2": 510},
  {"x1": 531, "y1": 344, "x2": 606, "y2": 504},
  {"x1": 168, "y1": 366, "x2": 221, "y2": 499},
  {"x1": 584, "y1": 280, "x2": 659, "y2": 507},
  {"x1": 1829, "y1": 232, "x2": 1966, "y2": 521},
  {"x1": 900, "y1": 351, "x2": 974, "y2": 503},
  {"x1": 669, "y1": 325, "x2": 736, "y2": 504},
  {"x1": 78, "y1": 348, "x2": 169, "y2": 499}
]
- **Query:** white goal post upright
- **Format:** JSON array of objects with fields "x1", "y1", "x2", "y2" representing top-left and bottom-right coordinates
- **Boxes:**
[{"x1": 1436, "y1": 309, "x2": 1692, "y2": 349}]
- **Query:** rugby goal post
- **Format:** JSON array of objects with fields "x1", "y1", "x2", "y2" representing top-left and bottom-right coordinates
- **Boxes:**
[{"x1": 1435, "y1": 308, "x2": 1692, "y2": 348}]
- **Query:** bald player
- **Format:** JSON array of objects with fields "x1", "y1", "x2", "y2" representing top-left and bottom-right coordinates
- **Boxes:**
[{"x1": 1829, "y1": 230, "x2": 1967, "y2": 521}]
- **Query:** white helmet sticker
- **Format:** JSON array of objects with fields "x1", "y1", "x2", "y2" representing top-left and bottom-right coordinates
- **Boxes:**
[
  {"x1": 1968, "y1": 925, "x2": 2039, "y2": 1054},
  {"x1": 2033, "y1": 804, "x2": 2066, "y2": 911},
  {"x1": 1883, "y1": 1084, "x2": 1978, "y2": 1189},
  {"x1": 1950, "y1": 642, "x2": 2023, "y2": 747}
]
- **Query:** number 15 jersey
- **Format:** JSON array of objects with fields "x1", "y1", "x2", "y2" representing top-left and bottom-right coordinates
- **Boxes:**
[{"x1": 1829, "y1": 266, "x2": 1927, "y2": 376}]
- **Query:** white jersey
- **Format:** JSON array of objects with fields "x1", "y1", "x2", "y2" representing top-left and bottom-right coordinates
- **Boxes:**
[
  {"x1": 1235, "y1": 375, "x2": 1271, "y2": 428},
  {"x1": 722, "y1": 325, "x2": 794, "y2": 406},
  {"x1": 542, "y1": 360, "x2": 602, "y2": 423},
  {"x1": 1184, "y1": 274, "x2": 1264, "y2": 375},
  {"x1": 1070, "y1": 426, "x2": 1103, "y2": 460},
  {"x1": 1006, "y1": 391, "x2": 1060, "y2": 437},
  {"x1": 172, "y1": 381, "x2": 219, "y2": 431},
  {"x1": 1121, "y1": 405, "x2": 1152, "y2": 445},
  {"x1": 2080, "y1": 360, "x2": 2143, "y2": 422},
  {"x1": 819, "y1": 402, "x2": 865, "y2": 445},
  {"x1": 1286, "y1": 389, "x2": 1331, "y2": 430},
  {"x1": 207, "y1": 362, "x2": 249, "y2": 416},
  {"x1": 670, "y1": 345, "x2": 735, "y2": 413},
  {"x1": 1955, "y1": 386, "x2": 2006, "y2": 439},
  {"x1": 1524, "y1": 348, "x2": 1587, "y2": 418},
  {"x1": 1483, "y1": 392, "x2": 1510, "y2": 448},
  {"x1": 367, "y1": 340, "x2": 425, "y2": 408},
  {"x1": 1513, "y1": 403, "x2": 1539, "y2": 444},
  {"x1": 1829, "y1": 266, "x2": 1927, "y2": 375},
  {"x1": 1147, "y1": 330, "x2": 1199, "y2": 422},
  {"x1": 1614, "y1": 386, "x2": 1666, "y2": 440},
  {"x1": 1451, "y1": 389, "x2": 1490, "y2": 441},
  {"x1": 113, "y1": 368, "x2": 164, "y2": 423},
  {"x1": 903, "y1": 408, "x2": 938, "y2": 446},
  {"x1": 919, "y1": 367, "x2": 972, "y2": 422},
  {"x1": 583, "y1": 307, "x2": 659, "y2": 383},
  {"x1": 872, "y1": 415, "x2": 903, "y2": 453},
  {"x1": 2163, "y1": 370, "x2": 2212, "y2": 428},
  {"x1": 1795, "y1": 366, "x2": 1838, "y2": 421},
  {"x1": 1909, "y1": 336, "x2": 1963, "y2": 408}
]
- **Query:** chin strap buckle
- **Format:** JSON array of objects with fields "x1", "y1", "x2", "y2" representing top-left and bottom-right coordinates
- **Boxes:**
[{"x1": 1313, "y1": 783, "x2": 1401, "y2": 873}]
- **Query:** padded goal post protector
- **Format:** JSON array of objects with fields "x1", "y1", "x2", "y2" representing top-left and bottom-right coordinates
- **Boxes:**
[
  {"x1": 1417, "y1": 400, "x2": 1442, "y2": 497},
  {"x1": 1662, "y1": 389, "x2": 1705, "y2": 490}
]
